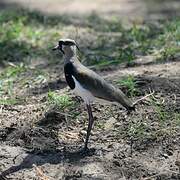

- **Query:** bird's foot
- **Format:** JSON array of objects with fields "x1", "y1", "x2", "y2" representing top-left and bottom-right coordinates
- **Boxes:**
[{"x1": 78, "y1": 146, "x2": 95, "y2": 156}]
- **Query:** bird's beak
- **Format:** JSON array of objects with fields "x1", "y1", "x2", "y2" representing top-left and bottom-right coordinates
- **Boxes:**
[
  {"x1": 52, "y1": 44, "x2": 65, "y2": 54},
  {"x1": 52, "y1": 44, "x2": 59, "y2": 51}
]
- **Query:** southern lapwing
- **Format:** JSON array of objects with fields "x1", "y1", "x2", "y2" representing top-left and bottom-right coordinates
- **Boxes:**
[{"x1": 53, "y1": 39, "x2": 135, "y2": 151}]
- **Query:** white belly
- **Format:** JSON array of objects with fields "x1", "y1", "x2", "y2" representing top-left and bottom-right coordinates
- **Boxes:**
[{"x1": 72, "y1": 76, "x2": 94, "y2": 104}]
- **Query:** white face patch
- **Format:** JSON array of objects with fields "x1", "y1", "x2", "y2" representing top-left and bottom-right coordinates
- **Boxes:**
[{"x1": 62, "y1": 45, "x2": 66, "y2": 51}]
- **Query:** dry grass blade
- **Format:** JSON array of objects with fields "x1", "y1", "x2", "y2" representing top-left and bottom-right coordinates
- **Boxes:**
[
  {"x1": 58, "y1": 131, "x2": 80, "y2": 141},
  {"x1": 33, "y1": 164, "x2": 50, "y2": 180},
  {"x1": 133, "y1": 91, "x2": 155, "y2": 106}
]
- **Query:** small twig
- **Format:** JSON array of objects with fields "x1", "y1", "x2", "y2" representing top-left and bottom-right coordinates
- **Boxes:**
[
  {"x1": 133, "y1": 91, "x2": 155, "y2": 106},
  {"x1": 33, "y1": 164, "x2": 50, "y2": 180}
]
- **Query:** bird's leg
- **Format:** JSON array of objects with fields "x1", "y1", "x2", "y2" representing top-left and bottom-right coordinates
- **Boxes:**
[{"x1": 84, "y1": 104, "x2": 94, "y2": 150}]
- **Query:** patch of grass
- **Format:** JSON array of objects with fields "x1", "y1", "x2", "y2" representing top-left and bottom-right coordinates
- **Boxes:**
[
  {"x1": 117, "y1": 46, "x2": 134, "y2": 64},
  {"x1": 0, "y1": 63, "x2": 26, "y2": 79},
  {"x1": 117, "y1": 94, "x2": 180, "y2": 147},
  {"x1": 149, "y1": 96, "x2": 169, "y2": 124},
  {"x1": 47, "y1": 92, "x2": 74, "y2": 111},
  {"x1": 117, "y1": 75, "x2": 139, "y2": 97},
  {"x1": 95, "y1": 120, "x2": 105, "y2": 130},
  {"x1": 155, "y1": 46, "x2": 180, "y2": 61},
  {"x1": 89, "y1": 18, "x2": 179, "y2": 67},
  {"x1": 0, "y1": 98, "x2": 23, "y2": 105},
  {"x1": 149, "y1": 97, "x2": 180, "y2": 138},
  {"x1": 127, "y1": 120, "x2": 150, "y2": 141},
  {"x1": 0, "y1": 7, "x2": 179, "y2": 108},
  {"x1": 124, "y1": 111, "x2": 180, "y2": 147},
  {"x1": 152, "y1": 19, "x2": 180, "y2": 61},
  {"x1": 47, "y1": 92, "x2": 81, "y2": 120},
  {"x1": 0, "y1": 8, "x2": 61, "y2": 64},
  {"x1": 0, "y1": 63, "x2": 27, "y2": 98},
  {"x1": 0, "y1": 7, "x2": 179, "y2": 69}
]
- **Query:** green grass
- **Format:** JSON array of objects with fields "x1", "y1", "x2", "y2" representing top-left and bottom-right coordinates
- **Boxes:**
[
  {"x1": 0, "y1": 64, "x2": 26, "y2": 103},
  {"x1": 127, "y1": 120, "x2": 150, "y2": 141},
  {"x1": 117, "y1": 75, "x2": 139, "y2": 97},
  {"x1": 0, "y1": 9, "x2": 61, "y2": 64},
  {"x1": 0, "y1": 63, "x2": 26, "y2": 79},
  {"x1": 47, "y1": 92, "x2": 74, "y2": 111},
  {"x1": 85, "y1": 19, "x2": 179, "y2": 67},
  {"x1": 0, "y1": 7, "x2": 179, "y2": 105},
  {"x1": 150, "y1": 96, "x2": 180, "y2": 126},
  {"x1": 149, "y1": 96, "x2": 169, "y2": 124},
  {"x1": 0, "y1": 63, "x2": 49, "y2": 105},
  {"x1": 0, "y1": 98, "x2": 23, "y2": 105},
  {"x1": 47, "y1": 92, "x2": 80, "y2": 120},
  {"x1": 124, "y1": 96, "x2": 180, "y2": 144},
  {"x1": 152, "y1": 20, "x2": 180, "y2": 61},
  {"x1": 0, "y1": 8, "x2": 179, "y2": 67}
]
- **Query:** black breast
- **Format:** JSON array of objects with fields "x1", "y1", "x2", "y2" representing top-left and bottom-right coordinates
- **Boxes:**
[{"x1": 64, "y1": 62, "x2": 75, "y2": 89}]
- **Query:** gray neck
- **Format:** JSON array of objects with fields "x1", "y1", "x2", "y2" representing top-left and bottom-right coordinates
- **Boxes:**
[{"x1": 63, "y1": 45, "x2": 78, "y2": 64}]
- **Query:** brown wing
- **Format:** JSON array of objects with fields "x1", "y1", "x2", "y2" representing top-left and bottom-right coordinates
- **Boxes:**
[{"x1": 73, "y1": 62, "x2": 134, "y2": 110}]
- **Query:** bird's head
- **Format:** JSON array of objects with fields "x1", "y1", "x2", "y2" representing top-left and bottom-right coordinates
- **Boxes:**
[{"x1": 52, "y1": 39, "x2": 79, "y2": 56}]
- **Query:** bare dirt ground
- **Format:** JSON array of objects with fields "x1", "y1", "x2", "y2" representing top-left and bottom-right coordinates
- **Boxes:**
[
  {"x1": 0, "y1": 0, "x2": 180, "y2": 180},
  {"x1": 0, "y1": 59, "x2": 180, "y2": 179}
]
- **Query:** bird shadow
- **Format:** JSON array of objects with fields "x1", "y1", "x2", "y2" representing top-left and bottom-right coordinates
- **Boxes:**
[
  {"x1": 0, "y1": 147, "x2": 96, "y2": 179},
  {"x1": 0, "y1": 105, "x2": 95, "y2": 179}
]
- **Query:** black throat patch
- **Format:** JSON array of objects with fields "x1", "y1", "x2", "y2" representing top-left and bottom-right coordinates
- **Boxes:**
[{"x1": 64, "y1": 62, "x2": 75, "y2": 89}]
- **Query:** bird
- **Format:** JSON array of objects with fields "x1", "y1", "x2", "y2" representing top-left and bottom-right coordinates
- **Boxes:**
[{"x1": 52, "y1": 38, "x2": 135, "y2": 151}]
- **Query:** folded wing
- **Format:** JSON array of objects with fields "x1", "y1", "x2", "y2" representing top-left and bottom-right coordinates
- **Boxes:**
[{"x1": 73, "y1": 62, "x2": 135, "y2": 111}]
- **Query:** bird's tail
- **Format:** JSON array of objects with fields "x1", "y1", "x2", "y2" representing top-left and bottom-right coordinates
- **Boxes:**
[
  {"x1": 103, "y1": 83, "x2": 135, "y2": 111},
  {"x1": 115, "y1": 88, "x2": 135, "y2": 111}
]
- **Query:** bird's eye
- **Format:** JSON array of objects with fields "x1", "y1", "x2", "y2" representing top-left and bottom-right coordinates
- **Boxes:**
[
  {"x1": 63, "y1": 42, "x2": 69, "y2": 45},
  {"x1": 59, "y1": 41, "x2": 64, "y2": 46}
]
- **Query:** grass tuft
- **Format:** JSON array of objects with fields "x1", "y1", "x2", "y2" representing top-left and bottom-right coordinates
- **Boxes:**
[
  {"x1": 0, "y1": 98, "x2": 18, "y2": 105},
  {"x1": 117, "y1": 75, "x2": 139, "y2": 97},
  {"x1": 47, "y1": 92, "x2": 74, "y2": 111}
]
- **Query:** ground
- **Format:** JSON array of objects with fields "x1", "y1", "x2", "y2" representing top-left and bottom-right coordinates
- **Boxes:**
[{"x1": 0, "y1": 0, "x2": 180, "y2": 180}]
